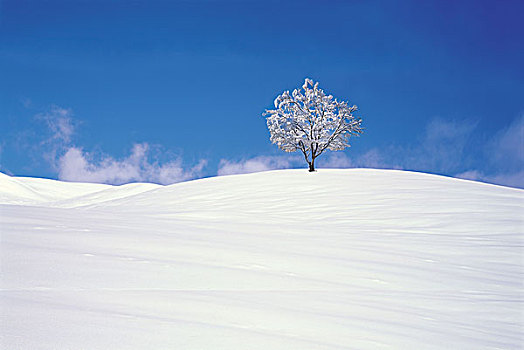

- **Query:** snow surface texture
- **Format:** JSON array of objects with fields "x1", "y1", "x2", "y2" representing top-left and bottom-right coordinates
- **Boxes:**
[{"x1": 1, "y1": 169, "x2": 523, "y2": 349}]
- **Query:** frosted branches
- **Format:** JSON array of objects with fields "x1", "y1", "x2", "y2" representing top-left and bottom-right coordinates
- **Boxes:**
[{"x1": 263, "y1": 78, "x2": 363, "y2": 171}]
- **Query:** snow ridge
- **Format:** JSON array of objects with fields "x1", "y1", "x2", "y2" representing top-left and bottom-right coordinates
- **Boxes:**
[{"x1": 1, "y1": 169, "x2": 523, "y2": 349}]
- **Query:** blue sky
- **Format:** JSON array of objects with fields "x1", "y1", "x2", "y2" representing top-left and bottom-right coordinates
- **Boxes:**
[{"x1": 1, "y1": 0, "x2": 523, "y2": 187}]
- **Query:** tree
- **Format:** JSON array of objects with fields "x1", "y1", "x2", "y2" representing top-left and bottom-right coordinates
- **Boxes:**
[{"x1": 264, "y1": 78, "x2": 363, "y2": 172}]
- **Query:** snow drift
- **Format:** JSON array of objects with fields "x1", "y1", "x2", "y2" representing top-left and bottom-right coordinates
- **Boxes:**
[{"x1": 1, "y1": 169, "x2": 523, "y2": 349}]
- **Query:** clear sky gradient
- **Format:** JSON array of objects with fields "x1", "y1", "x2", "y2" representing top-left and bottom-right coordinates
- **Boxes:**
[{"x1": 1, "y1": 0, "x2": 523, "y2": 187}]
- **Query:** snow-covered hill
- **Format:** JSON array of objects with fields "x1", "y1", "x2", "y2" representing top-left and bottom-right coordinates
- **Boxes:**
[{"x1": 1, "y1": 169, "x2": 523, "y2": 349}]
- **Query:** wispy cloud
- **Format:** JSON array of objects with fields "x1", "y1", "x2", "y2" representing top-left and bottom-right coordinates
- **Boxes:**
[
  {"x1": 33, "y1": 105, "x2": 78, "y2": 168},
  {"x1": 217, "y1": 155, "x2": 300, "y2": 176},
  {"x1": 231, "y1": 116, "x2": 523, "y2": 189},
  {"x1": 58, "y1": 144, "x2": 206, "y2": 185},
  {"x1": 20, "y1": 97, "x2": 32, "y2": 108},
  {"x1": 317, "y1": 118, "x2": 476, "y2": 173},
  {"x1": 397, "y1": 118, "x2": 477, "y2": 173},
  {"x1": 34, "y1": 105, "x2": 207, "y2": 185},
  {"x1": 456, "y1": 114, "x2": 524, "y2": 188},
  {"x1": 319, "y1": 149, "x2": 397, "y2": 169},
  {"x1": 455, "y1": 170, "x2": 483, "y2": 182},
  {"x1": 36, "y1": 105, "x2": 77, "y2": 144},
  {"x1": 486, "y1": 170, "x2": 524, "y2": 189},
  {"x1": 455, "y1": 169, "x2": 524, "y2": 189},
  {"x1": 20, "y1": 105, "x2": 524, "y2": 189},
  {"x1": 217, "y1": 119, "x2": 477, "y2": 177},
  {"x1": 318, "y1": 152, "x2": 353, "y2": 168},
  {"x1": 0, "y1": 142, "x2": 4, "y2": 169},
  {"x1": 488, "y1": 114, "x2": 523, "y2": 172},
  {"x1": 358, "y1": 116, "x2": 523, "y2": 188}
]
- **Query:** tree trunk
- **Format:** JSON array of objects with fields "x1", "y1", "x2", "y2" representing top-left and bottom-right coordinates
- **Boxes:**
[{"x1": 308, "y1": 159, "x2": 315, "y2": 172}]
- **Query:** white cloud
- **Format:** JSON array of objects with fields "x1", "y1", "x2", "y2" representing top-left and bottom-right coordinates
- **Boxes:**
[
  {"x1": 318, "y1": 152, "x2": 353, "y2": 168},
  {"x1": 0, "y1": 143, "x2": 4, "y2": 170},
  {"x1": 319, "y1": 149, "x2": 388, "y2": 169},
  {"x1": 327, "y1": 119, "x2": 478, "y2": 174},
  {"x1": 403, "y1": 118, "x2": 477, "y2": 173},
  {"x1": 488, "y1": 115, "x2": 524, "y2": 171},
  {"x1": 217, "y1": 116, "x2": 522, "y2": 188},
  {"x1": 241, "y1": 117, "x2": 521, "y2": 188},
  {"x1": 487, "y1": 170, "x2": 524, "y2": 189},
  {"x1": 318, "y1": 148, "x2": 404, "y2": 170},
  {"x1": 306, "y1": 119, "x2": 475, "y2": 173},
  {"x1": 455, "y1": 170, "x2": 483, "y2": 181},
  {"x1": 383, "y1": 117, "x2": 524, "y2": 188},
  {"x1": 460, "y1": 115, "x2": 524, "y2": 188},
  {"x1": 453, "y1": 115, "x2": 524, "y2": 188},
  {"x1": 217, "y1": 155, "x2": 300, "y2": 176},
  {"x1": 31, "y1": 105, "x2": 207, "y2": 185},
  {"x1": 33, "y1": 105, "x2": 78, "y2": 169},
  {"x1": 36, "y1": 105, "x2": 76, "y2": 144},
  {"x1": 425, "y1": 118, "x2": 475, "y2": 141},
  {"x1": 356, "y1": 148, "x2": 395, "y2": 168},
  {"x1": 28, "y1": 105, "x2": 523, "y2": 189},
  {"x1": 58, "y1": 143, "x2": 206, "y2": 185},
  {"x1": 217, "y1": 149, "x2": 398, "y2": 176},
  {"x1": 455, "y1": 169, "x2": 524, "y2": 188}
]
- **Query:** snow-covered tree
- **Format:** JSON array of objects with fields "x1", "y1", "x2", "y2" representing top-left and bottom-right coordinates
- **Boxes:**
[{"x1": 264, "y1": 78, "x2": 363, "y2": 172}]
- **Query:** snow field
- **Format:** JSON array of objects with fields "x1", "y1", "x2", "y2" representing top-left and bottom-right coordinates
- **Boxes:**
[{"x1": 1, "y1": 169, "x2": 523, "y2": 349}]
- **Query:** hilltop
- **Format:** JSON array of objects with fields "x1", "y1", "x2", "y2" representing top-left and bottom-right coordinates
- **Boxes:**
[{"x1": 1, "y1": 169, "x2": 523, "y2": 349}]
